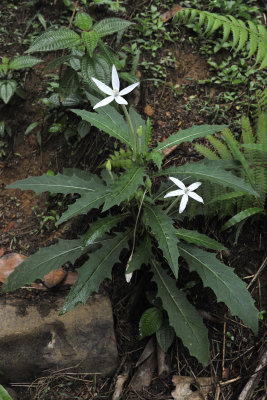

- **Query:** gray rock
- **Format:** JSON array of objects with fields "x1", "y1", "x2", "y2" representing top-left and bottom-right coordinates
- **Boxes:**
[{"x1": 0, "y1": 294, "x2": 118, "y2": 382}]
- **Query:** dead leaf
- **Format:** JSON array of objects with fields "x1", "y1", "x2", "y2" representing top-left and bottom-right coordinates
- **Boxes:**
[
  {"x1": 157, "y1": 343, "x2": 171, "y2": 375},
  {"x1": 63, "y1": 270, "x2": 78, "y2": 285},
  {"x1": 42, "y1": 267, "x2": 67, "y2": 288},
  {"x1": 161, "y1": 5, "x2": 182, "y2": 23},
  {"x1": 171, "y1": 376, "x2": 215, "y2": 400},
  {"x1": 130, "y1": 338, "x2": 156, "y2": 391},
  {"x1": 1, "y1": 221, "x2": 14, "y2": 233},
  {"x1": 161, "y1": 144, "x2": 178, "y2": 157},
  {"x1": 0, "y1": 248, "x2": 4, "y2": 258},
  {"x1": 112, "y1": 362, "x2": 130, "y2": 400},
  {"x1": 144, "y1": 104, "x2": 154, "y2": 116},
  {"x1": 0, "y1": 253, "x2": 26, "y2": 283}
]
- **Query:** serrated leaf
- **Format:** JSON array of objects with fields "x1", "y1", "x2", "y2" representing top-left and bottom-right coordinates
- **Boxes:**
[
  {"x1": 7, "y1": 173, "x2": 97, "y2": 195},
  {"x1": 176, "y1": 228, "x2": 226, "y2": 250},
  {"x1": 94, "y1": 17, "x2": 132, "y2": 38},
  {"x1": 103, "y1": 166, "x2": 145, "y2": 211},
  {"x1": 179, "y1": 243, "x2": 259, "y2": 334},
  {"x1": 126, "y1": 234, "x2": 152, "y2": 274},
  {"x1": 9, "y1": 56, "x2": 43, "y2": 70},
  {"x1": 80, "y1": 53, "x2": 110, "y2": 87},
  {"x1": 82, "y1": 30, "x2": 99, "y2": 57},
  {"x1": 48, "y1": 93, "x2": 82, "y2": 106},
  {"x1": 3, "y1": 239, "x2": 82, "y2": 292},
  {"x1": 139, "y1": 307, "x2": 163, "y2": 340},
  {"x1": 56, "y1": 189, "x2": 109, "y2": 226},
  {"x1": 43, "y1": 55, "x2": 75, "y2": 73},
  {"x1": 83, "y1": 213, "x2": 128, "y2": 247},
  {"x1": 59, "y1": 68, "x2": 79, "y2": 99},
  {"x1": 151, "y1": 261, "x2": 209, "y2": 365},
  {"x1": 0, "y1": 80, "x2": 16, "y2": 104},
  {"x1": 156, "y1": 321, "x2": 175, "y2": 352},
  {"x1": 144, "y1": 206, "x2": 179, "y2": 278},
  {"x1": 71, "y1": 109, "x2": 131, "y2": 147},
  {"x1": 221, "y1": 207, "x2": 263, "y2": 231},
  {"x1": 154, "y1": 160, "x2": 258, "y2": 196},
  {"x1": 74, "y1": 12, "x2": 92, "y2": 31},
  {"x1": 61, "y1": 231, "x2": 130, "y2": 314},
  {"x1": 26, "y1": 28, "x2": 81, "y2": 53},
  {"x1": 153, "y1": 125, "x2": 227, "y2": 152},
  {"x1": 207, "y1": 191, "x2": 247, "y2": 204},
  {"x1": 242, "y1": 143, "x2": 267, "y2": 152},
  {"x1": 148, "y1": 150, "x2": 163, "y2": 170}
]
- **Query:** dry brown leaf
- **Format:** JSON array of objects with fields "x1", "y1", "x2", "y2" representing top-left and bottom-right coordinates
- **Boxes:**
[
  {"x1": 0, "y1": 248, "x2": 4, "y2": 258},
  {"x1": 157, "y1": 342, "x2": 171, "y2": 375},
  {"x1": 0, "y1": 253, "x2": 26, "y2": 283},
  {"x1": 171, "y1": 376, "x2": 215, "y2": 400},
  {"x1": 130, "y1": 343, "x2": 156, "y2": 391},
  {"x1": 144, "y1": 104, "x2": 154, "y2": 116},
  {"x1": 161, "y1": 5, "x2": 182, "y2": 23},
  {"x1": 42, "y1": 267, "x2": 67, "y2": 288},
  {"x1": 63, "y1": 270, "x2": 78, "y2": 286},
  {"x1": 135, "y1": 337, "x2": 155, "y2": 368}
]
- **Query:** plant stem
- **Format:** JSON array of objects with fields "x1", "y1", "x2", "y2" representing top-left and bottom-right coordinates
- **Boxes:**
[
  {"x1": 165, "y1": 197, "x2": 180, "y2": 215},
  {"x1": 121, "y1": 104, "x2": 136, "y2": 161}
]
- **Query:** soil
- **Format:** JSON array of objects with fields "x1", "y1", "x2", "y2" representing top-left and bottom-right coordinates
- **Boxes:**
[{"x1": 0, "y1": 1, "x2": 266, "y2": 399}]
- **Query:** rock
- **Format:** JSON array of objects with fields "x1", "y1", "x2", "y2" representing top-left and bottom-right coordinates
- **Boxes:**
[{"x1": 0, "y1": 294, "x2": 118, "y2": 382}]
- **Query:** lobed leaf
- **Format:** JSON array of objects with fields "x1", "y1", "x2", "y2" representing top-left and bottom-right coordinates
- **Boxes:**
[
  {"x1": 176, "y1": 228, "x2": 226, "y2": 250},
  {"x1": 61, "y1": 231, "x2": 130, "y2": 314},
  {"x1": 151, "y1": 261, "x2": 209, "y2": 365},
  {"x1": 179, "y1": 244, "x2": 259, "y2": 334},
  {"x1": 103, "y1": 166, "x2": 145, "y2": 211},
  {"x1": 3, "y1": 239, "x2": 82, "y2": 292},
  {"x1": 144, "y1": 206, "x2": 179, "y2": 278}
]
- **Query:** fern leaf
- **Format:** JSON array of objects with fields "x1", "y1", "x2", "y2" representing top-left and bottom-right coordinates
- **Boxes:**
[
  {"x1": 256, "y1": 24, "x2": 267, "y2": 69},
  {"x1": 256, "y1": 112, "x2": 267, "y2": 144},
  {"x1": 193, "y1": 143, "x2": 219, "y2": 160},
  {"x1": 221, "y1": 207, "x2": 263, "y2": 231},
  {"x1": 207, "y1": 134, "x2": 233, "y2": 159}
]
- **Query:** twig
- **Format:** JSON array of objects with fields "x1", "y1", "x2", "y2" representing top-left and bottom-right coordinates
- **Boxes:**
[
  {"x1": 247, "y1": 255, "x2": 267, "y2": 290},
  {"x1": 238, "y1": 346, "x2": 267, "y2": 400}
]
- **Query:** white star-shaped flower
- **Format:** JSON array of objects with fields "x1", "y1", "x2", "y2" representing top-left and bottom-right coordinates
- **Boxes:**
[
  {"x1": 91, "y1": 65, "x2": 139, "y2": 110},
  {"x1": 164, "y1": 177, "x2": 204, "y2": 214}
]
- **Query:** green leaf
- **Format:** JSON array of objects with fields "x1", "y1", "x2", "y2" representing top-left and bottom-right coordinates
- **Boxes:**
[
  {"x1": 179, "y1": 243, "x2": 259, "y2": 334},
  {"x1": 3, "y1": 239, "x2": 82, "y2": 292},
  {"x1": 126, "y1": 234, "x2": 152, "y2": 273},
  {"x1": 0, "y1": 385, "x2": 14, "y2": 400},
  {"x1": 43, "y1": 55, "x2": 75, "y2": 73},
  {"x1": 242, "y1": 143, "x2": 267, "y2": 152},
  {"x1": 176, "y1": 228, "x2": 226, "y2": 250},
  {"x1": 61, "y1": 231, "x2": 130, "y2": 314},
  {"x1": 74, "y1": 12, "x2": 93, "y2": 31},
  {"x1": 153, "y1": 125, "x2": 227, "y2": 153},
  {"x1": 80, "y1": 53, "x2": 110, "y2": 87},
  {"x1": 71, "y1": 109, "x2": 131, "y2": 148},
  {"x1": 7, "y1": 173, "x2": 97, "y2": 195},
  {"x1": 154, "y1": 160, "x2": 258, "y2": 196},
  {"x1": 82, "y1": 30, "x2": 99, "y2": 57},
  {"x1": 26, "y1": 28, "x2": 81, "y2": 53},
  {"x1": 221, "y1": 207, "x2": 263, "y2": 231},
  {"x1": 93, "y1": 18, "x2": 132, "y2": 38},
  {"x1": 103, "y1": 166, "x2": 145, "y2": 211},
  {"x1": 83, "y1": 213, "x2": 129, "y2": 247},
  {"x1": 59, "y1": 68, "x2": 79, "y2": 99},
  {"x1": 156, "y1": 321, "x2": 175, "y2": 352},
  {"x1": 144, "y1": 206, "x2": 179, "y2": 278},
  {"x1": 206, "y1": 191, "x2": 247, "y2": 204},
  {"x1": 139, "y1": 307, "x2": 163, "y2": 340},
  {"x1": 0, "y1": 80, "x2": 16, "y2": 104},
  {"x1": 9, "y1": 56, "x2": 43, "y2": 70},
  {"x1": 151, "y1": 261, "x2": 209, "y2": 365},
  {"x1": 148, "y1": 151, "x2": 163, "y2": 170},
  {"x1": 56, "y1": 189, "x2": 109, "y2": 226}
]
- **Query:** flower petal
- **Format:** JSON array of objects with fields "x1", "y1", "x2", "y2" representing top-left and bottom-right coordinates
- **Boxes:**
[
  {"x1": 93, "y1": 96, "x2": 114, "y2": 109},
  {"x1": 188, "y1": 182, "x2": 202, "y2": 191},
  {"x1": 179, "y1": 194, "x2": 188, "y2": 213},
  {"x1": 92, "y1": 77, "x2": 114, "y2": 96},
  {"x1": 188, "y1": 192, "x2": 204, "y2": 203},
  {"x1": 115, "y1": 95, "x2": 128, "y2": 105},
  {"x1": 125, "y1": 272, "x2": 132, "y2": 283},
  {"x1": 119, "y1": 82, "x2": 140, "y2": 96},
  {"x1": 164, "y1": 189, "x2": 184, "y2": 198},
  {"x1": 112, "y1": 65, "x2": 120, "y2": 91},
  {"x1": 169, "y1": 177, "x2": 186, "y2": 190}
]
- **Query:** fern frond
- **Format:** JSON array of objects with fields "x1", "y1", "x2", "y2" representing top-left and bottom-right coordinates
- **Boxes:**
[
  {"x1": 206, "y1": 134, "x2": 233, "y2": 160},
  {"x1": 174, "y1": 9, "x2": 267, "y2": 69},
  {"x1": 256, "y1": 112, "x2": 267, "y2": 144},
  {"x1": 193, "y1": 143, "x2": 220, "y2": 160}
]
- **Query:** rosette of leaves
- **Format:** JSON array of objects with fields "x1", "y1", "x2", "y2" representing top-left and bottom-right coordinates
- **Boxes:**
[
  {"x1": 0, "y1": 56, "x2": 43, "y2": 104},
  {"x1": 25, "y1": 12, "x2": 133, "y2": 103},
  {"x1": 3, "y1": 95, "x2": 259, "y2": 365}
]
